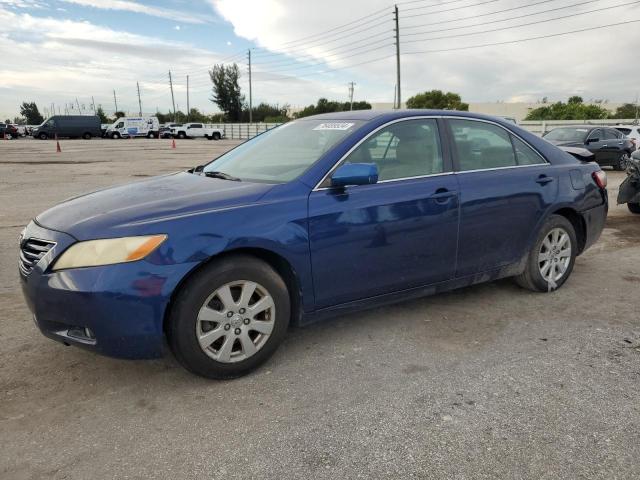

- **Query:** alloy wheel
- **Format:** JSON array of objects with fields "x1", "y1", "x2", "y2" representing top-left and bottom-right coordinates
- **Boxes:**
[
  {"x1": 538, "y1": 227, "x2": 571, "y2": 286},
  {"x1": 196, "y1": 281, "x2": 275, "y2": 363}
]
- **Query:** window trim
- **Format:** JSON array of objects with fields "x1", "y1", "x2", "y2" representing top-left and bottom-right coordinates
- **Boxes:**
[
  {"x1": 444, "y1": 116, "x2": 549, "y2": 174},
  {"x1": 586, "y1": 128, "x2": 602, "y2": 142},
  {"x1": 313, "y1": 116, "x2": 450, "y2": 191}
]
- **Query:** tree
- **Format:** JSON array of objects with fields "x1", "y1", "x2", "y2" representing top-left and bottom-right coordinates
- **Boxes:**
[
  {"x1": 241, "y1": 103, "x2": 290, "y2": 123},
  {"x1": 96, "y1": 106, "x2": 110, "y2": 123},
  {"x1": 405, "y1": 90, "x2": 469, "y2": 111},
  {"x1": 525, "y1": 98, "x2": 610, "y2": 120},
  {"x1": 293, "y1": 98, "x2": 372, "y2": 118},
  {"x1": 612, "y1": 103, "x2": 638, "y2": 119},
  {"x1": 114, "y1": 111, "x2": 126, "y2": 119},
  {"x1": 209, "y1": 63, "x2": 244, "y2": 122},
  {"x1": 568, "y1": 96, "x2": 583, "y2": 104},
  {"x1": 19, "y1": 102, "x2": 44, "y2": 124}
]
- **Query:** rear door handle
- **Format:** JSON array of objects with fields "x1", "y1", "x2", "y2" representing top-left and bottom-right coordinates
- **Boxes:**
[
  {"x1": 536, "y1": 175, "x2": 554, "y2": 185},
  {"x1": 428, "y1": 189, "x2": 457, "y2": 204},
  {"x1": 602, "y1": 144, "x2": 608, "y2": 148}
]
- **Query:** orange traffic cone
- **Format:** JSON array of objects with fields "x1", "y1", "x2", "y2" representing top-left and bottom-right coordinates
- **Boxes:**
[
  {"x1": 55, "y1": 133, "x2": 61, "y2": 153},
  {"x1": 171, "y1": 139, "x2": 176, "y2": 149}
]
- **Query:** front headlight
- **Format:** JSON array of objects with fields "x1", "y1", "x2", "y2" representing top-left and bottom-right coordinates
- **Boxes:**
[{"x1": 51, "y1": 235, "x2": 167, "y2": 271}]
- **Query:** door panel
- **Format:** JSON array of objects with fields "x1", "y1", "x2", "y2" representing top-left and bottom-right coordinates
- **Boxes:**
[
  {"x1": 308, "y1": 176, "x2": 460, "y2": 308},
  {"x1": 447, "y1": 118, "x2": 559, "y2": 276}
]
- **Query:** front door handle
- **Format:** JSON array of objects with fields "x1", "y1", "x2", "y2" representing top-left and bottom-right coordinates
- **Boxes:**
[
  {"x1": 428, "y1": 188, "x2": 457, "y2": 204},
  {"x1": 536, "y1": 175, "x2": 554, "y2": 185},
  {"x1": 601, "y1": 144, "x2": 608, "y2": 148}
]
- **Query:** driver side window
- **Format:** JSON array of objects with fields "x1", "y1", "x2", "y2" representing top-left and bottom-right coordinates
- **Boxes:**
[{"x1": 344, "y1": 119, "x2": 443, "y2": 181}]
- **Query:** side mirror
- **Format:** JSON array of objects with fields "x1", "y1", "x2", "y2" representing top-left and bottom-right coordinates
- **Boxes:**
[
  {"x1": 330, "y1": 163, "x2": 378, "y2": 188},
  {"x1": 586, "y1": 137, "x2": 599, "y2": 144}
]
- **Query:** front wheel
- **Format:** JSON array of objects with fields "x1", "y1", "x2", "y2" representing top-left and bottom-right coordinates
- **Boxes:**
[
  {"x1": 38, "y1": 132, "x2": 48, "y2": 140},
  {"x1": 515, "y1": 215, "x2": 577, "y2": 292},
  {"x1": 111, "y1": 132, "x2": 121, "y2": 139},
  {"x1": 628, "y1": 202, "x2": 640, "y2": 214},
  {"x1": 614, "y1": 152, "x2": 630, "y2": 171},
  {"x1": 177, "y1": 131, "x2": 186, "y2": 139},
  {"x1": 168, "y1": 255, "x2": 290, "y2": 379}
]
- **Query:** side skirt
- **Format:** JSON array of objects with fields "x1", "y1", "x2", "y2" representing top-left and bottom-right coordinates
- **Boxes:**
[{"x1": 298, "y1": 263, "x2": 523, "y2": 327}]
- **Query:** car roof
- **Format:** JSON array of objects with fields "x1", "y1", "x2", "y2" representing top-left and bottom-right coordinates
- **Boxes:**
[{"x1": 301, "y1": 109, "x2": 517, "y2": 123}]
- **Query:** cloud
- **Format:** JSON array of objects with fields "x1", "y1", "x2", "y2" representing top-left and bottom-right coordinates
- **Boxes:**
[{"x1": 59, "y1": 0, "x2": 216, "y2": 25}]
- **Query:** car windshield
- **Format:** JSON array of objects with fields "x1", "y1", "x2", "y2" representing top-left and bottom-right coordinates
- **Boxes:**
[
  {"x1": 203, "y1": 119, "x2": 364, "y2": 183},
  {"x1": 544, "y1": 128, "x2": 589, "y2": 142}
]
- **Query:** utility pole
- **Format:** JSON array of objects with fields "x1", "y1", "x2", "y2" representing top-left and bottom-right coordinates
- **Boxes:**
[
  {"x1": 168, "y1": 70, "x2": 176, "y2": 122},
  {"x1": 113, "y1": 90, "x2": 118, "y2": 114},
  {"x1": 348, "y1": 82, "x2": 356, "y2": 110},
  {"x1": 136, "y1": 82, "x2": 142, "y2": 116},
  {"x1": 91, "y1": 96, "x2": 96, "y2": 115},
  {"x1": 186, "y1": 75, "x2": 190, "y2": 121},
  {"x1": 394, "y1": 5, "x2": 401, "y2": 109},
  {"x1": 75, "y1": 97, "x2": 81, "y2": 113},
  {"x1": 248, "y1": 49, "x2": 253, "y2": 123},
  {"x1": 635, "y1": 93, "x2": 639, "y2": 124}
]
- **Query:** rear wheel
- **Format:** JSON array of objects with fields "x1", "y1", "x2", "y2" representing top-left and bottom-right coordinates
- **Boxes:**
[
  {"x1": 82, "y1": 132, "x2": 92, "y2": 140},
  {"x1": 212, "y1": 132, "x2": 221, "y2": 141},
  {"x1": 168, "y1": 254, "x2": 290, "y2": 379},
  {"x1": 614, "y1": 152, "x2": 630, "y2": 171},
  {"x1": 628, "y1": 202, "x2": 640, "y2": 214},
  {"x1": 147, "y1": 132, "x2": 154, "y2": 139},
  {"x1": 515, "y1": 215, "x2": 577, "y2": 292}
]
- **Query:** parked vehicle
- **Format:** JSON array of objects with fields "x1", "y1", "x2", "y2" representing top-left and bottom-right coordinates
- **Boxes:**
[
  {"x1": 31, "y1": 115, "x2": 101, "y2": 140},
  {"x1": 613, "y1": 124, "x2": 640, "y2": 151},
  {"x1": 618, "y1": 150, "x2": 640, "y2": 214},
  {"x1": 171, "y1": 123, "x2": 224, "y2": 140},
  {"x1": 0, "y1": 123, "x2": 19, "y2": 139},
  {"x1": 105, "y1": 116, "x2": 159, "y2": 139},
  {"x1": 159, "y1": 123, "x2": 181, "y2": 139},
  {"x1": 20, "y1": 110, "x2": 608, "y2": 378},
  {"x1": 543, "y1": 126, "x2": 634, "y2": 170}
]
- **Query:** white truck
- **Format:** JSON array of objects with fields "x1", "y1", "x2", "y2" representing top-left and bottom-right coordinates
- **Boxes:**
[
  {"x1": 171, "y1": 123, "x2": 225, "y2": 140},
  {"x1": 106, "y1": 116, "x2": 160, "y2": 139}
]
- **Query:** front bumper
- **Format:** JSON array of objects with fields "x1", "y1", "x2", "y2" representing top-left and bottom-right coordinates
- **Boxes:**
[{"x1": 19, "y1": 221, "x2": 198, "y2": 359}]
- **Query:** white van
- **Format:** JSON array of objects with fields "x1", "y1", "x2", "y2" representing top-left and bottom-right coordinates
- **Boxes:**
[{"x1": 106, "y1": 117, "x2": 160, "y2": 139}]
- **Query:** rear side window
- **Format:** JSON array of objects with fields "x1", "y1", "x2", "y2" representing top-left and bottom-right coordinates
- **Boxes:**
[
  {"x1": 512, "y1": 136, "x2": 545, "y2": 165},
  {"x1": 450, "y1": 120, "x2": 516, "y2": 170},
  {"x1": 616, "y1": 128, "x2": 632, "y2": 135},
  {"x1": 604, "y1": 129, "x2": 619, "y2": 140}
]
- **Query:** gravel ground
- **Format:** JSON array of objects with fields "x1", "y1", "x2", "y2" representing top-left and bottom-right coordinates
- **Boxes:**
[{"x1": 1, "y1": 138, "x2": 639, "y2": 480}]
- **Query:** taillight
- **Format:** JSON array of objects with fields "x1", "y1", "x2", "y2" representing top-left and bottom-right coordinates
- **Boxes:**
[{"x1": 592, "y1": 170, "x2": 607, "y2": 189}]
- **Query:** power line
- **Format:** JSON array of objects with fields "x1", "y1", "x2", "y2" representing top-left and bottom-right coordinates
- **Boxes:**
[
  {"x1": 403, "y1": 0, "x2": 500, "y2": 18},
  {"x1": 401, "y1": 0, "x2": 640, "y2": 43},
  {"x1": 402, "y1": 0, "x2": 602, "y2": 35},
  {"x1": 402, "y1": 0, "x2": 559, "y2": 29},
  {"x1": 403, "y1": 18, "x2": 640, "y2": 54}
]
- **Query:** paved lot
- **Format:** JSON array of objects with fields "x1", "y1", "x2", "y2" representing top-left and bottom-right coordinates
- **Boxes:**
[{"x1": 1, "y1": 138, "x2": 639, "y2": 479}]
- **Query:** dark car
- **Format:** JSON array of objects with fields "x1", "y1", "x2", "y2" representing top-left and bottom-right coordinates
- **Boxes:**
[
  {"x1": 160, "y1": 123, "x2": 182, "y2": 138},
  {"x1": 20, "y1": 110, "x2": 608, "y2": 379},
  {"x1": 0, "y1": 123, "x2": 19, "y2": 139},
  {"x1": 31, "y1": 115, "x2": 102, "y2": 140},
  {"x1": 543, "y1": 126, "x2": 633, "y2": 170}
]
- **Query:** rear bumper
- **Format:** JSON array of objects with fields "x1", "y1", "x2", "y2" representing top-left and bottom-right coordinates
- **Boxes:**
[{"x1": 19, "y1": 221, "x2": 198, "y2": 359}]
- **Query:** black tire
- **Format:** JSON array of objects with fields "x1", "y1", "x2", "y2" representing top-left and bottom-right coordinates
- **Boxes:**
[
  {"x1": 206, "y1": 135, "x2": 212, "y2": 141},
  {"x1": 628, "y1": 202, "x2": 640, "y2": 214},
  {"x1": 168, "y1": 254, "x2": 290, "y2": 379},
  {"x1": 212, "y1": 132, "x2": 221, "y2": 141},
  {"x1": 111, "y1": 132, "x2": 121, "y2": 139},
  {"x1": 147, "y1": 132, "x2": 154, "y2": 139},
  {"x1": 82, "y1": 132, "x2": 92, "y2": 140},
  {"x1": 177, "y1": 131, "x2": 186, "y2": 139},
  {"x1": 514, "y1": 214, "x2": 577, "y2": 292},
  {"x1": 614, "y1": 152, "x2": 630, "y2": 171},
  {"x1": 38, "y1": 132, "x2": 48, "y2": 140}
]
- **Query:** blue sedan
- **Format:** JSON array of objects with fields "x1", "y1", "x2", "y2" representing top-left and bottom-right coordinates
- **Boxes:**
[{"x1": 19, "y1": 110, "x2": 608, "y2": 378}]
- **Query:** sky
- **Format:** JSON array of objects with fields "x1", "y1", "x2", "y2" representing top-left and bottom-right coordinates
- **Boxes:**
[{"x1": 1, "y1": 0, "x2": 639, "y2": 120}]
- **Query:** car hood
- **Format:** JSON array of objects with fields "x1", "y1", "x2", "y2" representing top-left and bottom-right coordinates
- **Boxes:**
[{"x1": 36, "y1": 172, "x2": 275, "y2": 240}]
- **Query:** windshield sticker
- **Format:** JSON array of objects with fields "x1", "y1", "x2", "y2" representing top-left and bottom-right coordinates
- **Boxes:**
[
  {"x1": 313, "y1": 122, "x2": 355, "y2": 131},
  {"x1": 576, "y1": 129, "x2": 588, "y2": 132}
]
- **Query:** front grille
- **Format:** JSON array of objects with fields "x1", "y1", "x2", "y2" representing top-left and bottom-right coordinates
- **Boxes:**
[{"x1": 19, "y1": 238, "x2": 55, "y2": 276}]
